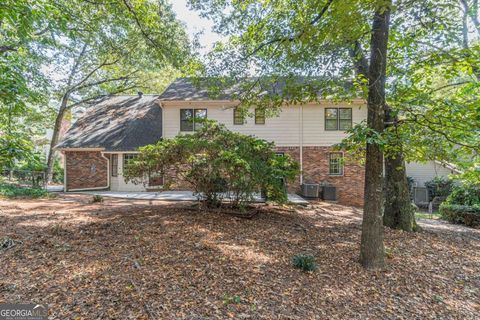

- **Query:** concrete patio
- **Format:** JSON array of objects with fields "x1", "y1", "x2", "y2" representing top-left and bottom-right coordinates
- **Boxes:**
[{"x1": 75, "y1": 190, "x2": 309, "y2": 205}]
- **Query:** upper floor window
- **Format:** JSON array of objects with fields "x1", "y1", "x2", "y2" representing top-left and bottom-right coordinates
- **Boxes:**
[
  {"x1": 255, "y1": 108, "x2": 265, "y2": 124},
  {"x1": 233, "y1": 107, "x2": 244, "y2": 125},
  {"x1": 123, "y1": 154, "x2": 138, "y2": 170},
  {"x1": 180, "y1": 108, "x2": 207, "y2": 131},
  {"x1": 325, "y1": 108, "x2": 352, "y2": 131},
  {"x1": 329, "y1": 152, "x2": 344, "y2": 175}
]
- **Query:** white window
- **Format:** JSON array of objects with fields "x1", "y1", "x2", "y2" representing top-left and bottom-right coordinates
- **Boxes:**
[
  {"x1": 325, "y1": 108, "x2": 352, "y2": 131},
  {"x1": 329, "y1": 152, "x2": 344, "y2": 175},
  {"x1": 233, "y1": 107, "x2": 244, "y2": 125},
  {"x1": 111, "y1": 154, "x2": 118, "y2": 177},
  {"x1": 123, "y1": 154, "x2": 138, "y2": 170},
  {"x1": 180, "y1": 108, "x2": 207, "y2": 131}
]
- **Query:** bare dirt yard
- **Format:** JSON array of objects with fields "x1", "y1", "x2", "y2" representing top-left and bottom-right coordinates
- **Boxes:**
[{"x1": 1, "y1": 194, "x2": 479, "y2": 319}]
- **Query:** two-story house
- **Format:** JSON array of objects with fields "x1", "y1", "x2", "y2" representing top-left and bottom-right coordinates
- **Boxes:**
[{"x1": 56, "y1": 78, "x2": 457, "y2": 207}]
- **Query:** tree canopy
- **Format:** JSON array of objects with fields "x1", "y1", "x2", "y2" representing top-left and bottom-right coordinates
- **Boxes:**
[{"x1": 1, "y1": 0, "x2": 194, "y2": 173}]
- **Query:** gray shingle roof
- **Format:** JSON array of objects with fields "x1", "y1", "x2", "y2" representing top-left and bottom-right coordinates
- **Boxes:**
[
  {"x1": 158, "y1": 77, "x2": 352, "y2": 101},
  {"x1": 56, "y1": 95, "x2": 162, "y2": 151},
  {"x1": 158, "y1": 78, "x2": 241, "y2": 101}
]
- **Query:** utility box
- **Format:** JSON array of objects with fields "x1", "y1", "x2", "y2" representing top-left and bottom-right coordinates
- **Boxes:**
[
  {"x1": 301, "y1": 183, "x2": 319, "y2": 198},
  {"x1": 322, "y1": 186, "x2": 337, "y2": 201}
]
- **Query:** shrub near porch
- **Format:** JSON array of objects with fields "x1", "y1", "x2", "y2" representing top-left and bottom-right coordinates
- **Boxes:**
[{"x1": 124, "y1": 121, "x2": 299, "y2": 210}]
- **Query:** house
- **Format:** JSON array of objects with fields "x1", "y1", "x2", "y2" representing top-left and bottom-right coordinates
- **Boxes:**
[
  {"x1": 405, "y1": 161, "x2": 461, "y2": 187},
  {"x1": 56, "y1": 78, "x2": 454, "y2": 207}
]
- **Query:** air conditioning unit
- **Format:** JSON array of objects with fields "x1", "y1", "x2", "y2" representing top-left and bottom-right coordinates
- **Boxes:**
[
  {"x1": 301, "y1": 183, "x2": 319, "y2": 198},
  {"x1": 322, "y1": 186, "x2": 337, "y2": 201}
]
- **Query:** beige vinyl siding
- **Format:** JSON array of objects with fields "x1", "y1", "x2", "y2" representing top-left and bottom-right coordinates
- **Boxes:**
[
  {"x1": 405, "y1": 161, "x2": 457, "y2": 187},
  {"x1": 161, "y1": 101, "x2": 367, "y2": 147},
  {"x1": 302, "y1": 105, "x2": 366, "y2": 146}
]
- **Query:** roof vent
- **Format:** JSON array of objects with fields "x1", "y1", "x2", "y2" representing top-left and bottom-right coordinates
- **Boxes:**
[{"x1": 138, "y1": 91, "x2": 143, "y2": 97}]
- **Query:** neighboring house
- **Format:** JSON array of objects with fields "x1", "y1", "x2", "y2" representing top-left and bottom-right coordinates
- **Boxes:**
[
  {"x1": 56, "y1": 78, "x2": 454, "y2": 207},
  {"x1": 406, "y1": 161, "x2": 461, "y2": 187}
]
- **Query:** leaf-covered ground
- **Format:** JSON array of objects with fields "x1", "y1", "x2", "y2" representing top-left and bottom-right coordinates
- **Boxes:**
[{"x1": 0, "y1": 194, "x2": 478, "y2": 319}]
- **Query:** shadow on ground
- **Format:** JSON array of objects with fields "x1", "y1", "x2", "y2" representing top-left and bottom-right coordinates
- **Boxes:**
[{"x1": 0, "y1": 194, "x2": 478, "y2": 319}]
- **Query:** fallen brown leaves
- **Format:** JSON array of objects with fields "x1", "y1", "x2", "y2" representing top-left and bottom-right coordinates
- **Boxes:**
[{"x1": 0, "y1": 195, "x2": 478, "y2": 319}]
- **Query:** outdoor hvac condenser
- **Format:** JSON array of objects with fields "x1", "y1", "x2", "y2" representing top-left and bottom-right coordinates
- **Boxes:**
[
  {"x1": 301, "y1": 184, "x2": 319, "y2": 198},
  {"x1": 322, "y1": 186, "x2": 337, "y2": 201}
]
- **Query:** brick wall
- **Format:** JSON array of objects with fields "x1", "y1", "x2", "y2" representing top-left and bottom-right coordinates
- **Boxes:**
[
  {"x1": 65, "y1": 151, "x2": 108, "y2": 190},
  {"x1": 276, "y1": 146, "x2": 365, "y2": 207},
  {"x1": 63, "y1": 148, "x2": 364, "y2": 206}
]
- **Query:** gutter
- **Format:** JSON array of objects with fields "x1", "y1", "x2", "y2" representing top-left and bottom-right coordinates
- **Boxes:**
[{"x1": 434, "y1": 160, "x2": 463, "y2": 174}]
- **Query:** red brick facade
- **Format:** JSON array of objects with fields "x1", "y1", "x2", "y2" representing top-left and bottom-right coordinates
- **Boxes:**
[
  {"x1": 276, "y1": 146, "x2": 365, "y2": 207},
  {"x1": 65, "y1": 151, "x2": 108, "y2": 190},
  {"x1": 63, "y1": 148, "x2": 364, "y2": 206}
]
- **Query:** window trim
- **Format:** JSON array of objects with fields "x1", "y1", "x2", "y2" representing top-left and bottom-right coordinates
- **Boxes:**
[
  {"x1": 233, "y1": 107, "x2": 244, "y2": 125},
  {"x1": 111, "y1": 154, "x2": 118, "y2": 177},
  {"x1": 338, "y1": 108, "x2": 353, "y2": 131},
  {"x1": 328, "y1": 152, "x2": 344, "y2": 176},
  {"x1": 325, "y1": 108, "x2": 352, "y2": 131},
  {"x1": 180, "y1": 108, "x2": 207, "y2": 132},
  {"x1": 255, "y1": 108, "x2": 265, "y2": 125},
  {"x1": 123, "y1": 153, "x2": 138, "y2": 170}
]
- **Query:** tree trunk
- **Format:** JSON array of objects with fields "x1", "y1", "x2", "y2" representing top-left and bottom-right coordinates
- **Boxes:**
[
  {"x1": 46, "y1": 94, "x2": 69, "y2": 183},
  {"x1": 383, "y1": 107, "x2": 418, "y2": 232},
  {"x1": 360, "y1": 3, "x2": 391, "y2": 269}
]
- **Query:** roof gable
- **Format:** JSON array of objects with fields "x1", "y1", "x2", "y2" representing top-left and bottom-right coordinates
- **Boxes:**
[{"x1": 56, "y1": 95, "x2": 162, "y2": 151}]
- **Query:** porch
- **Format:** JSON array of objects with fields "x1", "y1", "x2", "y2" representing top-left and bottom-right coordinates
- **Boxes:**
[{"x1": 73, "y1": 190, "x2": 309, "y2": 205}]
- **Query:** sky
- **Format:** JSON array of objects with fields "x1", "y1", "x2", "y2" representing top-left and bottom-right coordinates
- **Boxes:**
[{"x1": 170, "y1": 0, "x2": 224, "y2": 54}]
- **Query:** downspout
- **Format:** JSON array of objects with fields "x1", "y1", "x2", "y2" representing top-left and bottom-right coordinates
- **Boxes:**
[
  {"x1": 67, "y1": 152, "x2": 110, "y2": 191},
  {"x1": 63, "y1": 151, "x2": 67, "y2": 191},
  {"x1": 299, "y1": 105, "x2": 304, "y2": 185}
]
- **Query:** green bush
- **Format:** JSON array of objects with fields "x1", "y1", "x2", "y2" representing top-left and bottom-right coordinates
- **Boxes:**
[
  {"x1": 425, "y1": 177, "x2": 454, "y2": 200},
  {"x1": 439, "y1": 203, "x2": 480, "y2": 227},
  {"x1": 124, "y1": 121, "x2": 299, "y2": 209},
  {"x1": 439, "y1": 183, "x2": 480, "y2": 227},
  {"x1": 0, "y1": 183, "x2": 49, "y2": 198},
  {"x1": 443, "y1": 183, "x2": 480, "y2": 206},
  {"x1": 52, "y1": 158, "x2": 64, "y2": 183},
  {"x1": 292, "y1": 254, "x2": 317, "y2": 272},
  {"x1": 92, "y1": 195, "x2": 104, "y2": 203}
]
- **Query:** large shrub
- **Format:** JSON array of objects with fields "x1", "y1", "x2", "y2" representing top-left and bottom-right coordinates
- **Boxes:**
[
  {"x1": 439, "y1": 183, "x2": 480, "y2": 227},
  {"x1": 439, "y1": 204, "x2": 480, "y2": 227},
  {"x1": 425, "y1": 177, "x2": 454, "y2": 200},
  {"x1": 124, "y1": 121, "x2": 299, "y2": 209},
  {"x1": 443, "y1": 183, "x2": 480, "y2": 206}
]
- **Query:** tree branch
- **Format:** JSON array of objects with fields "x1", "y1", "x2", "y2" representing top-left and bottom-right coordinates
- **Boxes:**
[
  {"x1": 348, "y1": 40, "x2": 369, "y2": 77},
  {"x1": 66, "y1": 84, "x2": 140, "y2": 109},
  {"x1": 0, "y1": 45, "x2": 18, "y2": 54},
  {"x1": 74, "y1": 73, "x2": 138, "y2": 92},
  {"x1": 66, "y1": 43, "x2": 89, "y2": 90},
  {"x1": 121, "y1": 0, "x2": 164, "y2": 61},
  {"x1": 71, "y1": 57, "x2": 121, "y2": 90},
  {"x1": 460, "y1": 0, "x2": 480, "y2": 35},
  {"x1": 246, "y1": 0, "x2": 334, "y2": 58}
]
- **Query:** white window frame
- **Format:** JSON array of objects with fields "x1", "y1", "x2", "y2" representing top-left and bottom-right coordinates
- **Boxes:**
[{"x1": 328, "y1": 152, "x2": 344, "y2": 176}]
